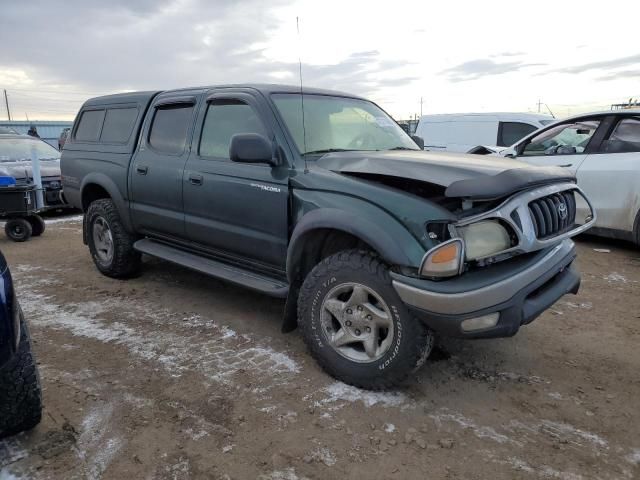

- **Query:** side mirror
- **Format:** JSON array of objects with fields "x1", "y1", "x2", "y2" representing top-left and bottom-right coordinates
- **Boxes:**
[
  {"x1": 411, "y1": 135, "x2": 425, "y2": 150},
  {"x1": 502, "y1": 147, "x2": 518, "y2": 158},
  {"x1": 229, "y1": 133, "x2": 277, "y2": 166}
]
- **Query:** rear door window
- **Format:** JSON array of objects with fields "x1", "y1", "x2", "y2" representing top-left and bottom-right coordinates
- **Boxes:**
[
  {"x1": 148, "y1": 104, "x2": 194, "y2": 155},
  {"x1": 75, "y1": 109, "x2": 105, "y2": 142},
  {"x1": 100, "y1": 107, "x2": 138, "y2": 143},
  {"x1": 601, "y1": 117, "x2": 640, "y2": 153},
  {"x1": 498, "y1": 122, "x2": 538, "y2": 147}
]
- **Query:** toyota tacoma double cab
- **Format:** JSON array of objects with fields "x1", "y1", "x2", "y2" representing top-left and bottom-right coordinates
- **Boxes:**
[
  {"x1": 61, "y1": 85, "x2": 595, "y2": 389},
  {"x1": 0, "y1": 250, "x2": 42, "y2": 438}
]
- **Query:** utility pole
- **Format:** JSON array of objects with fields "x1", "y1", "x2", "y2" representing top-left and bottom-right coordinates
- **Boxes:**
[
  {"x1": 420, "y1": 97, "x2": 423, "y2": 117},
  {"x1": 3, "y1": 90, "x2": 11, "y2": 121},
  {"x1": 537, "y1": 98, "x2": 542, "y2": 113}
]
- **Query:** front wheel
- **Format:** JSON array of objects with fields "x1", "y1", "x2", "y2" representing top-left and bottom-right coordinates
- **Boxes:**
[
  {"x1": 0, "y1": 312, "x2": 43, "y2": 438},
  {"x1": 86, "y1": 199, "x2": 141, "y2": 278},
  {"x1": 298, "y1": 250, "x2": 433, "y2": 390}
]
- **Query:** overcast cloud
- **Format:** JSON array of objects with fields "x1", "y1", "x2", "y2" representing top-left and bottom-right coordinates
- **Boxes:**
[{"x1": 1, "y1": 0, "x2": 640, "y2": 119}]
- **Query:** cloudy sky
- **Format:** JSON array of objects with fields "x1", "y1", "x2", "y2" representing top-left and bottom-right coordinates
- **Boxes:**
[{"x1": 1, "y1": 0, "x2": 639, "y2": 121}]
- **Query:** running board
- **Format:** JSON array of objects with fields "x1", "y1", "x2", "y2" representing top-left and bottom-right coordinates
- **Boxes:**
[{"x1": 134, "y1": 238, "x2": 289, "y2": 298}]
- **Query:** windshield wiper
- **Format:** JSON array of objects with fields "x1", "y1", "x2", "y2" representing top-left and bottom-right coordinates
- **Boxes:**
[
  {"x1": 304, "y1": 148, "x2": 354, "y2": 155},
  {"x1": 386, "y1": 146, "x2": 418, "y2": 151}
]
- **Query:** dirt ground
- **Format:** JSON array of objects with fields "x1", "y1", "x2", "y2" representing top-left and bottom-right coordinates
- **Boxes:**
[{"x1": 0, "y1": 214, "x2": 638, "y2": 480}]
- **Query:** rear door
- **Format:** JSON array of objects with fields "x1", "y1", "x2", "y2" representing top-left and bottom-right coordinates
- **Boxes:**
[
  {"x1": 129, "y1": 94, "x2": 199, "y2": 238},
  {"x1": 574, "y1": 115, "x2": 640, "y2": 232},
  {"x1": 183, "y1": 89, "x2": 290, "y2": 270}
]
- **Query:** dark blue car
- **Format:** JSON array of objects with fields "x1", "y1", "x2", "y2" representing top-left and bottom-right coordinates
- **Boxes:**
[{"x1": 0, "y1": 250, "x2": 42, "y2": 438}]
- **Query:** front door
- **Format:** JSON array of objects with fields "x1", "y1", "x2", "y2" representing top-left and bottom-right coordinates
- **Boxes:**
[
  {"x1": 516, "y1": 118, "x2": 605, "y2": 173},
  {"x1": 575, "y1": 115, "x2": 640, "y2": 232},
  {"x1": 129, "y1": 95, "x2": 198, "y2": 238},
  {"x1": 183, "y1": 91, "x2": 290, "y2": 270}
]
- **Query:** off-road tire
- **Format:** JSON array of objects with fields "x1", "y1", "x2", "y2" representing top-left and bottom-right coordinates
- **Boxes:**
[
  {"x1": 0, "y1": 313, "x2": 43, "y2": 439},
  {"x1": 26, "y1": 215, "x2": 45, "y2": 237},
  {"x1": 86, "y1": 198, "x2": 141, "y2": 278},
  {"x1": 5, "y1": 218, "x2": 32, "y2": 242},
  {"x1": 298, "y1": 249, "x2": 434, "y2": 390}
]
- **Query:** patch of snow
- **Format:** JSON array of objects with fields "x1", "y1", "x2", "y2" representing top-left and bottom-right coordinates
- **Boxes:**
[
  {"x1": 258, "y1": 468, "x2": 308, "y2": 480},
  {"x1": 603, "y1": 272, "x2": 627, "y2": 283},
  {"x1": 384, "y1": 423, "x2": 396, "y2": 433},
  {"x1": 15, "y1": 267, "x2": 300, "y2": 395},
  {"x1": 430, "y1": 411, "x2": 518, "y2": 445},
  {"x1": 318, "y1": 382, "x2": 407, "y2": 408},
  {"x1": 626, "y1": 449, "x2": 640, "y2": 465},
  {"x1": 222, "y1": 445, "x2": 234, "y2": 453},
  {"x1": 539, "y1": 465, "x2": 583, "y2": 480},
  {"x1": 540, "y1": 420, "x2": 608, "y2": 449},
  {"x1": 309, "y1": 447, "x2": 337, "y2": 466},
  {"x1": 0, "y1": 471, "x2": 22, "y2": 480},
  {"x1": 507, "y1": 457, "x2": 534, "y2": 473},
  {"x1": 547, "y1": 392, "x2": 564, "y2": 400},
  {"x1": 0, "y1": 439, "x2": 28, "y2": 468},
  {"x1": 77, "y1": 404, "x2": 124, "y2": 480},
  {"x1": 44, "y1": 214, "x2": 83, "y2": 224}
]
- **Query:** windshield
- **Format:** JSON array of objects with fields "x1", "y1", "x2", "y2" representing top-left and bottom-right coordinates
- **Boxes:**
[
  {"x1": 0, "y1": 137, "x2": 61, "y2": 162},
  {"x1": 272, "y1": 94, "x2": 419, "y2": 154}
]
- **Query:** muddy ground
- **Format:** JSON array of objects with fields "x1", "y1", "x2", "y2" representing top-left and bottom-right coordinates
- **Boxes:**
[{"x1": 0, "y1": 214, "x2": 638, "y2": 480}]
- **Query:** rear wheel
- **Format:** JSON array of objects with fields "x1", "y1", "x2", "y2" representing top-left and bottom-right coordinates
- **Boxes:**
[
  {"x1": 634, "y1": 210, "x2": 640, "y2": 247},
  {"x1": 26, "y1": 215, "x2": 45, "y2": 237},
  {"x1": 5, "y1": 218, "x2": 33, "y2": 242},
  {"x1": 298, "y1": 250, "x2": 433, "y2": 390},
  {"x1": 0, "y1": 311, "x2": 43, "y2": 439},
  {"x1": 86, "y1": 199, "x2": 141, "y2": 278}
]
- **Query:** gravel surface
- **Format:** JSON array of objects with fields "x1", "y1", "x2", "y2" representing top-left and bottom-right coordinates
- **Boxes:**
[{"x1": 0, "y1": 214, "x2": 638, "y2": 479}]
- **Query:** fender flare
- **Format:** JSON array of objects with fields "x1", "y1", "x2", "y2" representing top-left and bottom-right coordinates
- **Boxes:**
[
  {"x1": 286, "y1": 207, "x2": 418, "y2": 283},
  {"x1": 80, "y1": 173, "x2": 133, "y2": 239}
]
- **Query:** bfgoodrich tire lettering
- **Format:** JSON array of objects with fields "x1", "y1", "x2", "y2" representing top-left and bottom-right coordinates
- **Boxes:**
[
  {"x1": 298, "y1": 250, "x2": 433, "y2": 390},
  {"x1": 86, "y1": 199, "x2": 141, "y2": 278},
  {"x1": 0, "y1": 312, "x2": 42, "y2": 439}
]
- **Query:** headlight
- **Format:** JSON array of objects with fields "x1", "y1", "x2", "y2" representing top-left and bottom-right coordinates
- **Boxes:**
[
  {"x1": 458, "y1": 220, "x2": 511, "y2": 260},
  {"x1": 420, "y1": 238, "x2": 464, "y2": 278}
]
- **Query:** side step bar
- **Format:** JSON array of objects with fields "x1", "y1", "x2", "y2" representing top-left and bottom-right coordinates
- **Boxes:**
[{"x1": 134, "y1": 238, "x2": 289, "y2": 298}]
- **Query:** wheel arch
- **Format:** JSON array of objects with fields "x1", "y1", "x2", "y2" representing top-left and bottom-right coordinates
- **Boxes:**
[
  {"x1": 286, "y1": 208, "x2": 417, "y2": 285},
  {"x1": 80, "y1": 174, "x2": 133, "y2": 243}
]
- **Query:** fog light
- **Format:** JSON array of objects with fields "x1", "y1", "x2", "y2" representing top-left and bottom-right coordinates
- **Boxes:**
[{"x1": 461, "y1": 313, "x2": 500, "y2": 332}]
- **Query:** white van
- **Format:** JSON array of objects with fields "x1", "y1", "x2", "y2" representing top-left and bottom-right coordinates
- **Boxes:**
[{"x1": 415, "y1": 112, "x2": 554, "y2": 153}]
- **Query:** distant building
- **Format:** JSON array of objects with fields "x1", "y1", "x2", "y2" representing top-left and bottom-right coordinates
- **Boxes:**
[
  {"x1": 0, "y1": 120, "x2": 73, "y2": 148},
  {"x1": 611, "y1": 99, "x2": 640, "y2": 110}
]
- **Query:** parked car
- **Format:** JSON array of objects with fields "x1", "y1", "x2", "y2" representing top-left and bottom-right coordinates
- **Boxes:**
[
  {"x1": 0, "y1": 249, "x2": 42, "y2": 438},
  {"x1": 61, "y1": 85, "x2": 594, "y2": 389},
  {"x1": 415, "y1": 112, "x2": 554, "y2": 153},
  {"x1": 497, "y1": 110, "x2": 640, "y2": 245},
  {"x1": 0, "y1": 133, "x2": 69, "y2": 209},
  {"x1": 58, "y1": 127, "x2": 71, "y2": 150}
]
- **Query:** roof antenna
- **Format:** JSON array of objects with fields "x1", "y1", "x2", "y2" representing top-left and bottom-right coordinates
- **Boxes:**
[{"x1": 297, "y1": 16, "x2": 309, "y2": 173}]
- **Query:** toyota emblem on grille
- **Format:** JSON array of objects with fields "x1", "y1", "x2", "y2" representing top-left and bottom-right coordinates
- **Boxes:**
[{"x1": 557, "y1": 202, "x2": 568, "y2": 220}]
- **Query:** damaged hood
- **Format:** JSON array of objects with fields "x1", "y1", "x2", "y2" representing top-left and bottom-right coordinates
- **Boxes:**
[
  {"x1": 315, "y1": 150, "x2": 575, "y2": 200},
  {"x1": 0, "y1": 159, "x2": 61, "y2": 180}
]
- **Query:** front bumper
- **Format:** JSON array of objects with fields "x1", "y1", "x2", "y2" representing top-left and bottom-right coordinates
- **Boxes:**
[{"x1": 391, "y1": 239, "x2": 579, "y2": 338}]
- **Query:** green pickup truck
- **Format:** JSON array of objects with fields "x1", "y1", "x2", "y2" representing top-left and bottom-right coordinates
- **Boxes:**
[{"x1": 60, "y1": 85, "x2": 595, "y2": 389}]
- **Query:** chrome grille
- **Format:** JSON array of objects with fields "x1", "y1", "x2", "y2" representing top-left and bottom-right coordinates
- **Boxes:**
[{"x1": 528, "y1": 191, "x2": 576, "y2": 239}]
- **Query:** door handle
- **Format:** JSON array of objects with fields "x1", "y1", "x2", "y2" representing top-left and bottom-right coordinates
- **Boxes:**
[
  {"x1": 189, "y1": 174, "x2": 203, "y2": 186},
  {"x1": 136, "y1": 165, "x2": 148, "y2": 175},
  {"x1": 557, "y1": 163, "x2": 573, "y2": 168}
]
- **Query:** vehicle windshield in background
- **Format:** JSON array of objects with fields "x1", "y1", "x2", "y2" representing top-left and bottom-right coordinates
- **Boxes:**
[
  {"x1": 272, "y1": 93, "x2": 419, "y2": 155},
  {"x1": 0, "y1": 137, "x2": 61, "y2": 162}
]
